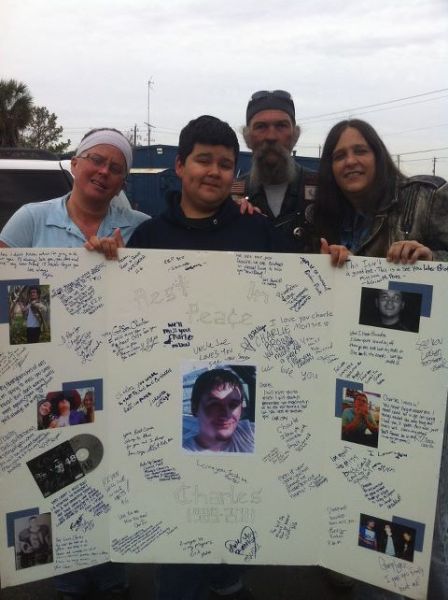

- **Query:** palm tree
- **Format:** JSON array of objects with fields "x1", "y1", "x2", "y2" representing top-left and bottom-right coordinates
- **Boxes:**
[{"x1": 0, "y1": 79, "x2": 33, "y2": 146}]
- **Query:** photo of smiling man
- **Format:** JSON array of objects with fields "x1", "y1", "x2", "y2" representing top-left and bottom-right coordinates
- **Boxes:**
[
  {"x1": 359, "y1": 287, "x2": 422, "y2": 333},
  {"x1": 182, "y1": 366, "x2": 256, "y2": 453}
]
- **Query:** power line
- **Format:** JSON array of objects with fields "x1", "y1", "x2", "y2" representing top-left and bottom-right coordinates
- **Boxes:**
[
  {"x1": 387, "y1": 123, "x2": 448, "y2": 136},
  {"x1": 400, "y1": 157, "x2": 436, "y2": 164},
  {"x1": 398, "y1": 146, "x2": 448, "y2": 156},
  {"x1": 301, "y1": 88, "x2": 448, "y2": 123}
]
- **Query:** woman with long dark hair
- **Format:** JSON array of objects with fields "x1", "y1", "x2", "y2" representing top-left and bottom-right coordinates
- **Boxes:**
[
  {"x1": 317, "y1": 119, "x2": 448, "y2": 600},
  {"x1": 315, "y1": 119, "x2": 448, "y2": 265}
]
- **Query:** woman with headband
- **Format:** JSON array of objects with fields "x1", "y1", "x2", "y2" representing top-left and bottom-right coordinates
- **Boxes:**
[
  {"x1": 0, "y1": 127, "x2": 149, "y2": 250},
  {"x1": 0, "y1": 127, "x2": 147, "y2": 599}
]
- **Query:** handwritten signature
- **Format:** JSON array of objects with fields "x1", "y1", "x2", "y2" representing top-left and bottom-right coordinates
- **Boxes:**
[
  {"x1": 225, "y1": 526, "x2": 259, "y2": 561},
  {"x1": 69, "y1": 513, "x2": 94, "y2": 533}
]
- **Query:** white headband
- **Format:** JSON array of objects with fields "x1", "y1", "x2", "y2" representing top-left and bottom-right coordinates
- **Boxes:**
[{"x1": 76, "y1": 130, "x2": 133, "y2": 173}]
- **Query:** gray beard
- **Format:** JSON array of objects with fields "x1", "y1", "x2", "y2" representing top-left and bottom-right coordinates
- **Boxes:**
[{"x1": 249, "y1": 143, "x2": 296, "y2": 187}]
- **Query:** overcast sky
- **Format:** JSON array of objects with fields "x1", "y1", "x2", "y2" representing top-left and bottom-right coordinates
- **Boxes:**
[{"x1": 3, "y1": 0, "x2": 448, "y2": 177}]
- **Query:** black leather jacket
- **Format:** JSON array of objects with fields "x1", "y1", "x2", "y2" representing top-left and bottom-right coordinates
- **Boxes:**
[
  {"x1": 352, "y1": 175, "x2": 448, "y2": 260},
  {"x1": 233, "y1": 164, "x2": 318, "y2": 252}
]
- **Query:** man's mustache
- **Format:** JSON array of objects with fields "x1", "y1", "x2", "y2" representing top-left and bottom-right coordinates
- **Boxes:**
[{"x1": 254, "y1": 141, "x2": 290, "y2": 160}]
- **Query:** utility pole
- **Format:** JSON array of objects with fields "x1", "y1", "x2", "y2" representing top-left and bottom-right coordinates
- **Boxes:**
[
  {"x1": 396, "y1": 154, "x2": 400, "y2": 170},
  {"x1": 433, "y1": 157, "x2": 437, "y2": 175},
  {"x1": 146, "y1": 77, "x2": 154, "y2": 146},
  {"x1": 133, "y1": 124, "x2": 138, "y2": 147}
]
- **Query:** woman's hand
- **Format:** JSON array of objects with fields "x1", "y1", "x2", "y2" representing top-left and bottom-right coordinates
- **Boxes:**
[
  {"x1": 386, "y1": 241, "x2": 433, "y2": 264},
  {"x1": 84, "y1": 228, "x2": 125, "y2": 260},
  {"x1": 320, "y1": 238, "x2": 351, "y2": 267}
]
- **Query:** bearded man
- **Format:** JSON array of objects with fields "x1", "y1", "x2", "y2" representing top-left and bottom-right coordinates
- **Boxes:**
[{"x1": 232, "y1": 90, "x2": 317, "y2": 251}]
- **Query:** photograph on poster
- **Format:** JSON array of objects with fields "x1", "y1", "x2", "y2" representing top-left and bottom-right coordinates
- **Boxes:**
[
  {"x1": 358, "y1": 513, "x2": 416, "y2": 562},
  {"x1": 27, "y1": 441, "x2": 85, "y2": 497},
  {"x1": 37, "y1": 388, "x2": 95, "y2": 430},
  {"x1": 8, "y1": 284, "x2": 51, "y2": 345},
  {"x1": 341, "y1": 388, "x2": 380, "y2": 448},
  {"x1": 13, "y1": 513, "x2": 53, "y2": 570},
  {"x1": 182, "y1": 365, "x2": 256, "y2": 453},
  {"x1": 358, "y1": 287, "x2": 422, "y2": 332}
]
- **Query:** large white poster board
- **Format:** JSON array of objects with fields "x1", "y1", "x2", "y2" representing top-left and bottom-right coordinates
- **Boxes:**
[{"x1": 0, "y1": 248, "x2": 447, "y2": 599}]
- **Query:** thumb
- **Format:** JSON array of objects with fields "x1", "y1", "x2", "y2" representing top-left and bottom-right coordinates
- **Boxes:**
[
  {"x1": 320, "y1": 237, "x2": 330, "y2": 254},
  {"x1": 113, "y1": 228, "x2": 125, "y2": 248}
]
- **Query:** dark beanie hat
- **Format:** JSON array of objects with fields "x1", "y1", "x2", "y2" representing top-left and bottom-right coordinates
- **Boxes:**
[{"x1": 246, "y1": 90, "x2": 295, "y2": 125}]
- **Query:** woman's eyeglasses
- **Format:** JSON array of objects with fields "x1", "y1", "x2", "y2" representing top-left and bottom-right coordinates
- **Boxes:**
[{"x1": 78, "y1": 153, "x2": 125, "y2": 176}]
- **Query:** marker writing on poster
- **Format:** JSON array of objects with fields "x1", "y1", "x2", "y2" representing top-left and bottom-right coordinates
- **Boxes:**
[
  {"x1": 241, "y1": 323, "x2": 313, "y2": 372},
  {"x1": 0, "y1": 347, "x2": 28, "y2": 377},
  {"x1": 381, "y1": 395, "x2": 439, "y2": 448},
  {"x1": 344, "y1": 259, "x2": 391, "y2": 285},
  {"x1": 270, "y1": 514, "x2": 298, "y2": 540},
  {"x1": 277, "y1": 418, "x2": 311, "y2": 452},
  {"x1": 173, "y1": 484, "x2": 262, "y2": 506},
  {"x1": 247, "y1": 281, "x2": 269, "y2": 304},
  {"x1": 118, "y1": 251, "x2": 147, "y2": 273},
  {"x1": 225, "y1": 526, "x2": 259, "y2": 561},
  {"x1": 0, "y1": 249, "x2": 79, "y2": 276},
  {"x1": 291, "y1": 311, "x2": 333, "y2": 332},
  {"x1": 330, "y1": 447, "x2": 401, "y2": 509},
  {"x1": 299, "y1": 256, "x2": 331, "y2": 295},
  {"x1": 0, "y1": 360, "x2": 55, "y2": 424},
  {"x1": 186, "y1": 303, "x2": 253, "y2": 328},
  {"x1": 51, "y1": 263, "x2": 106, "y2": 314},
  {"x1": 333, "y1": 360, "x2": 385, "y2": 385},
  {"x1": 60, "y1": 326, "x2": 102, "y2": 363},
  {"x1": 235, "y1": 253, "x2": 284, "y2": 287},
  {"x1": 378, "y1": 556, "x2": 424, "y2": 593},
  {"x1": 140, "y1": 458, "x2": 181, "y2": 481},
  {"x1": 192, "y1": 338, "x2": 235, "y2": 363},
  {"x1": 69, "y1": 513, "x2": 95, "y2": 533},
  {"x1": 144, "y1": 274, "x2": 189, "y2": 305},
  {"x1": 163, "y1": 322, "x2": 193, "y2": 348},
  {"x1": 164, "y1": 254, "x2": 206, "y2": 272},
  {"x1": 103, "y1": 471, "x2": 130, "y2": 505},
  {"x1": 277, "y1": 283, "x2": 312, "y2": 312},
  {"x1": 416, "y1": 337, "x2": 448, "y2": 371},
  {"x1": 279, "y1": 463, "x2": 328, "y2": 498},
  {"x1": 180, "y1": 537, "x2": 213, "y2": 558},
  {"x1": 349, "y1": 329, "x2": 404, "y2": 366},
  {"x1": 123, "y1": 426, "x2": 173, "y2": 456},
  {"x1": 51, "y1": 480, "x2": 110, "y2": 526},
  {"x1": 186, "y1": 507, "x2": 256, "y2": 525},
  {"x1": 344, "y1": 257, "x2": 448, "y2": 284},
  {"x1": 195, "y1": 459, "x2": 248, "y2": 484},
  {"x1": 260, "y1": 385, "x2": 308, "y2": 421},
  {"x1": 0, "y1": 426, "x2": 61, "y2": 474},
  {"x1": 102, "y1": 318, "x2": 159, "y2": 360},
  {"x1": 111, "y1": 522, "x2": 178, "y2": 554},
  {"x1": 54, "y1": 535, "x2": 109, "y2": 571},
  {"x1": 263, "y1": 447, "x2": 290, "y2": 464},
  {"x1": 117, "y1": 509, "x2": 148, "y2": 529},
  {"x1": 115, "y1": 368, "x2": 172, "y2": 414},
  {"x1": 326, "y1": 505, "x2": 354, "y2": 546}
]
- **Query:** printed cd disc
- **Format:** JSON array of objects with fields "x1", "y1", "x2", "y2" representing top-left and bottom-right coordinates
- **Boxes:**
[{"x1": 69, "y1": 433, "x2": 103, "y2": 474}]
